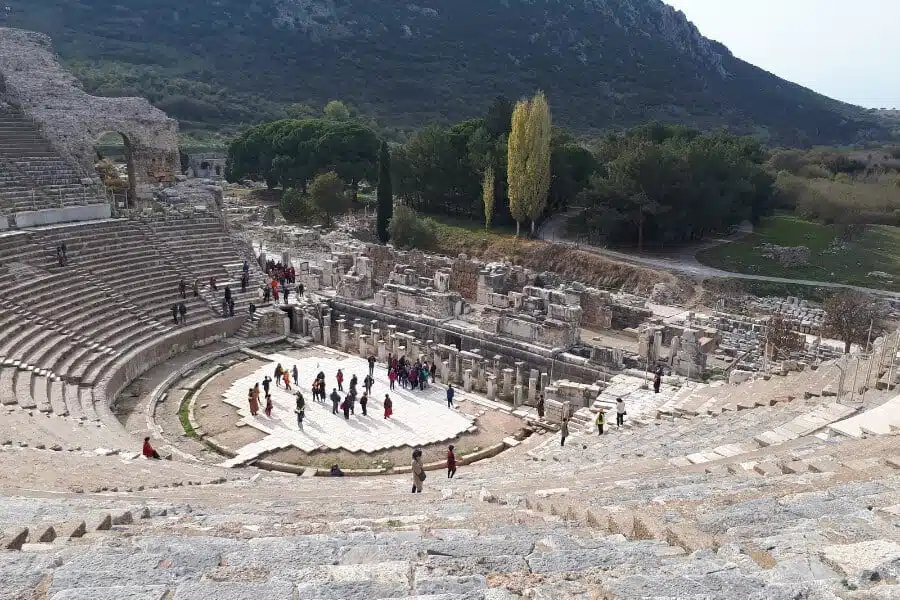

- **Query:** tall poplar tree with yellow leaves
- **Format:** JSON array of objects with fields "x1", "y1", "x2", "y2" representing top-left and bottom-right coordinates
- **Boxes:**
[
  {"x1": 482, "y1": 166, "x2": 495, "y2": 229},
  {"x1": 507, "y1": 91, "x2": 552, "y2": 236}
]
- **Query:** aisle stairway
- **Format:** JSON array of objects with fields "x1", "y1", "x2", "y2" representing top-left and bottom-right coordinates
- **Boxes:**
[{"x1": 0, "y1": 106, "x2": 105, "y2": 215}]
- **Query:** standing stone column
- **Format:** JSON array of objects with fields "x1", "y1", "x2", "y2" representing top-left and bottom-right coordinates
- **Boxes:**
[
  {"x1": 515, "y1": 361, "x2": 526, "y2": 387},
  {"x1": 448, "y1": 348, "x2": 460, "y2": 383},
  {"x1": 358, "y1": 334, "x2": 368, "y2": 358},
  {"x1": 528, "y1": 372, "x2": 538, "y2": 403},
  {"x1": 486, "y1": 375, "x2": 497, "y2": 401},
  {"x1": 540, "y1": 372, "x2": 550, "y2": 391},
  {"x1": 463, "y1": 369, "x2": 473, "y2": 392},
  {"x1": 502, "y1": 368, "x2": 514, "y2": 400},
  {"x1": 323, "y1": 323, "x2": 332, "y2": 347},
  {"x1": 377, "y1": 339, "x2": 387, "y2": 362},
  {"x1": 353, "y1": 323, "x2": 365, "y2": 354},
  {"x1": 513, "y1": 384, "x2": 525, "y2": 407}
]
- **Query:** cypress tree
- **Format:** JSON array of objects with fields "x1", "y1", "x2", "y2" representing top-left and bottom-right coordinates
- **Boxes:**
[{"x1": 376, "y1": 141, "x2": 393, "y2": 243}]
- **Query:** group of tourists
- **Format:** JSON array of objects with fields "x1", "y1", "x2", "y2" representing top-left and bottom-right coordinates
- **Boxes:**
[
  {"x1": 261, "y1": 259, "x2": 304, "y2": 306},
  {"x1": 558, "y1": 397, "x2": 627, "y2": 446},
  {"x1": 238, "y1": 351, "x2": 465, "y2": 491},
  {"x1": 324, "y1": 366, "x2": 388, "y2": 420},
  {"x1": 387, "y1": 355, "x2": 433, "y2": 392}
]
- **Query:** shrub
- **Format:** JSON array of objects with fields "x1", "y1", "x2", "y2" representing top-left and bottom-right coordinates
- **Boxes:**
[
  {"x1": 279, "y1": 188, "x2": 325, "y2": 225},
  {"x1": 388, "y1": 205, "x2": 437, "y2": 250},
  {"x1": 796, "y1": 163, "x2": 831, "y2": 179}
]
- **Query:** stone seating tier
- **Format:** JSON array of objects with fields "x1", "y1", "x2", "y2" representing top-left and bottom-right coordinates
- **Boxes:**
[
  {"x1": 1, "y1": 430, "x2": 899, "y2": 598},
  {"x1": 0, "y1": 107, "x2": 106, "y2": 215}
]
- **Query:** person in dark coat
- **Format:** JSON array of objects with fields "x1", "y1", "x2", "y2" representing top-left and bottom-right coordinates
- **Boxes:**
[
  {"x1": 359, "y1": 392, "x2": 368, "y2": 416},
  {"x1": 330, "y1": 388, "x2": 341, "y2": 415},
  {"x1": 177, "y1": 302, "x2": 187, "y2": 324}
]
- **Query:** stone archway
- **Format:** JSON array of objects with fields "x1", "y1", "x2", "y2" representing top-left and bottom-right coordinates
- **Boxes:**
[
  {"x1": 93, "y1": 132, "x2": 137, "y2": 207},
  {"x1": 0, "y1": 29, "x2": 180, "y2": 205}
]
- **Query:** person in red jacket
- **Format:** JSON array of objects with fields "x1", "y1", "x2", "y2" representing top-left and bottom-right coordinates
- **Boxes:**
[
  {"x1": 446, "y1": 445, "x2": 457, "y2": 479},
  {"x1": 142, "y1": 437, "x2": 160, "y2": 459}
]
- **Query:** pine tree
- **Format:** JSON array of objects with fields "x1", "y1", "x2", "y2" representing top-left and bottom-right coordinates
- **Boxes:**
[
  {"x1": 507, "y1": 91, "x2": 552, "y2": 236},
  {"x1": 482, "y1": 165, "x2": 495, "y2": 229},
  {"x1": 376, "y1": 141, "x2": 393, "y2": 244}
]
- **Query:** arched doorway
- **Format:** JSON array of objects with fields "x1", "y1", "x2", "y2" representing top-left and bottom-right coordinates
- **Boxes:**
[{"x1": 93, "y1": 132, "x2": 136, "y2": 208}]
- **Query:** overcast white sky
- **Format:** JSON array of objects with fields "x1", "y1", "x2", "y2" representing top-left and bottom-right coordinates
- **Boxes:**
[{"x1": 664, "y1": 0, "x2": 899, "y2": 108}]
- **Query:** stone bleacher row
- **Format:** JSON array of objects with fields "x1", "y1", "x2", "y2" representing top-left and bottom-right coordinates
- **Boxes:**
[
  {"x1": 0, "y1": 106, "x2": 105, "y2": 215},
  {"x1": 0, "y1": 216, "x2": 262, "y2": 423},
  {"x1": 1, "y1": 430, "x2": 899, "y2": 598}
]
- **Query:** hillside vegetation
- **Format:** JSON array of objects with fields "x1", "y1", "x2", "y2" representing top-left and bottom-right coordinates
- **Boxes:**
[{"x1": 6, "y1": 0, "x2": 887, "y2": 144}]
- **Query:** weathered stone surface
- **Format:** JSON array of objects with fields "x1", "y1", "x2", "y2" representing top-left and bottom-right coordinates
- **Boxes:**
[
  {"x1": 50, "y1": 587, "x2": 169, "y2": 600},
  {"x1": 173, "y1": 582, "x2": 295, "y2": 600},
  {"x1": 820, "y1": 540, "x2": 900, "y2": 582},
  {"x1": 0, "y1": 552, "x2": 53, "y2": 596}
]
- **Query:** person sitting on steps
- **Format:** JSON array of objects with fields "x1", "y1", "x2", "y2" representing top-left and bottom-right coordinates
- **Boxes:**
[{"x1": 142, "y1": 437, "x2": 160, "y2": 459}]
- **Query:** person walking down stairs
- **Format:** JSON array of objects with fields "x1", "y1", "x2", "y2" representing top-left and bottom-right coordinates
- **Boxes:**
[
  {"x1": 560, "y1": 418, "x2": 569, "y2": 447},
  {"x1": 411, "y1": 449, "x2": 425, "y2": 493},
  {"x1": 596, "y1": 409, "x2": 605, "y2": 436}
]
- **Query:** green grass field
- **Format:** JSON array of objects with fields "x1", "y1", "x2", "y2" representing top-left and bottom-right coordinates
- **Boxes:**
[{"x1": 696, "y1": 216, "x2": 900, "y2": 292}]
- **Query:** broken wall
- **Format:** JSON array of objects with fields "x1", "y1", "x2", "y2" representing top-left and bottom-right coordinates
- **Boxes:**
[{"x1": 0, "y1": 28, "x2": 179, "y2": 201}]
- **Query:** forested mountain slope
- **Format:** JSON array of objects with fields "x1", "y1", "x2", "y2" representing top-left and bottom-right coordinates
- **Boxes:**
[{"x1": 4, "y1": 0, "x2": 886, "y2": 144}]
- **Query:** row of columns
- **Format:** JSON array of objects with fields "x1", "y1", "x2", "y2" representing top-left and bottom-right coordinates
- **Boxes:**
[{"x1": 321, "y1": 312, "x2": 550, "y2": 407}]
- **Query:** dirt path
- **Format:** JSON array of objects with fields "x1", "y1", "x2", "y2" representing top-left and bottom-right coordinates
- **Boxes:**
[{"x1": 538, "y1": 212, "x2": 900, "y2": 299}]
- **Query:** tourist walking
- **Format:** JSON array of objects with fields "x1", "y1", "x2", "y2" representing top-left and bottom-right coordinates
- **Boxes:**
[
  {"x1": 297, "y1": 283, "x2": 304, "y2": 298},
  {"x1": 596, "y1": 409, "x2": 605, "y2": 435},
  {"x1": 367, "y1": 355, "x2": 376, "y2": 377},
  {"x1": 178, "y1": 302, "x2": 187, "y2": 325},
  {"x1": 192, "y1": 279, "x2": 200, "y2": 298},
  {"x1": 330, "y1": 388, "x2": 341, "y2": 415},
  {"x1": 295, "y1": 392, "x2": 305, "y2": 429},
  {"x1": 248, "y1": 387, "x2": 259, "y2": 416},
  {"x1": 411, "y1": 449, "x2": 425, "y2": 493},
  {"x1": 653, "y1": 367, "x2": 662, "y2": 394},
  {"x1": 388, "y1": 367, "x2": 397, "y2": 390},
  {"x1": 342, "y1": 394, "x2": 351, "y2": 420},
  {"x1": 283, "y1": 286, "x2": 290, "y2": 305},
  {"x1": 446, "y1": 384, "x2": 455, "y2": 408},
  {"x1": 264, "y1": 393, "x2": 273, "y2": 418},
  {"x1": 420, "y1": 363, "x2": 429, "y2": 389},
  {"x1": 363, "y1": 374, "x2": 374, "y2": 395},
  {"x1": 537, "y1": 394, "x2": 545, "y2": 419},
  {"x1": 292, "y1": 364, "x2": 299, "y2": 387},
  {"x1": 179, "y1": 278, "x2": 186, "y2": 299},
  {"x1": 349, "y1": 374, "x2": 358, "y2": 393},
  {"x1": 359, "y1": 392, "x2": 368, "y2": 416},
  {"x1": 616, "y1": 398, "x2": 626, "y2": 427},
  {"x1": 446, "y1": 445, "x2": 457, "y2": 479},
  {"x1": 383, "y1": 394, "x2": 393, "y2": 419},
  {"x1": 282, "y1": 370, "x2": 292, "y2": 391},
  {"x1": 171, "y1": 304, "x2": 179, "y2": 325},
  {"x1": 560, "y1": 418, "x2": 569, "y2": 447},
  {"x1": 275, "y1": 363, "x2": 283, "y2": 387},
  {"x1": 336, "y1": 369, "x2": 344, "y2": 392},
  {"x1": 262, "y1": 375, "x2": 272, "y2": 398}
]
